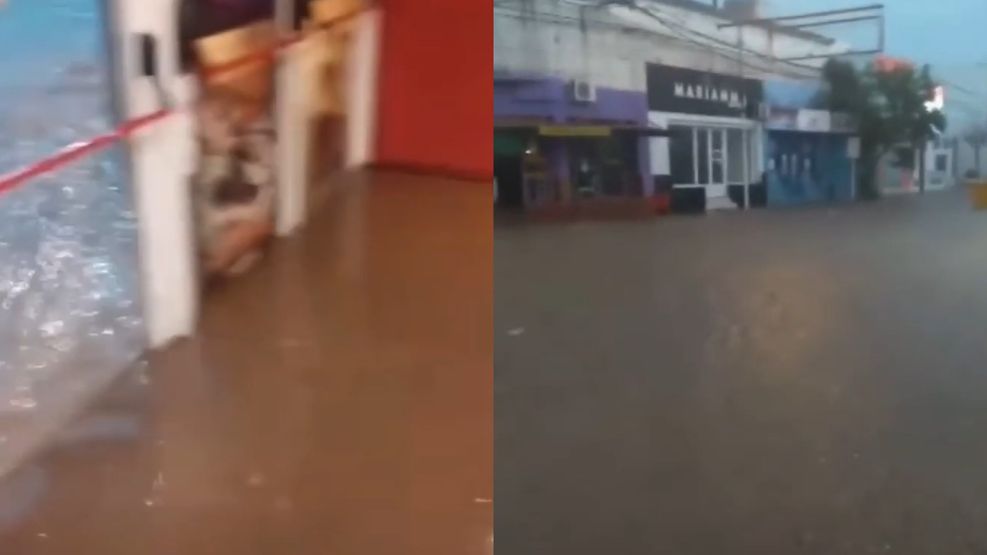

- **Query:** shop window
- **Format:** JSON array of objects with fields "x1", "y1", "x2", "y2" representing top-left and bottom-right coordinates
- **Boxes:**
[
  {"x1": 669, "y1": 126, "x2": 695, "y2": 184},
  {"x1": 711, "y1": 129, "x2": 724, "y2": 184},
  {"x1": 727, "y1": 129, "x2": 745, "y2": 184},
  {"x1": 697, "y1": 128, "x2": 709, "y2": 185},
  {"x1": 935, "y1": 153, "x2": 948, "y2": 172}
]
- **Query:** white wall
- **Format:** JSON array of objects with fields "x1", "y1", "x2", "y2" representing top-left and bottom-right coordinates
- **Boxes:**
[
  {"x1": 612, "y1": 2, "x2": 847, "y2": 72},
  {"x1": 877, "y1": 143, "x2": 957, "y2": 193},
  {"x1": 494, "y1": 0, "x2": 848, "y2": 92},
  {"x1": 925, "y1": 146, "x2": 954, "y2": 190},
  {"x1": 955, "y1": 140, "x2": 987, "y2": 179},
  {"x1": 344, "y1": 9, "x2": 381, "y2": 168},
  {"x1": 110, "y1": 0, "x2": 199, "y2": 348},
  {"x1": 495, "y1": 0, "x2": 651, "y2": 91}
]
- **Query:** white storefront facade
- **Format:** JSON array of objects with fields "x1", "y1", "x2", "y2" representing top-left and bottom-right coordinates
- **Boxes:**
[{"x1": 644, "y1": 62, "x2": 765, "y2": 210}]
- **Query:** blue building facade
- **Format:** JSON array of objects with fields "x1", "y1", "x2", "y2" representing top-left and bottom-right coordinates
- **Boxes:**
[{"x1": 762, "y1": 80, "x2": 857, "y2": 206}]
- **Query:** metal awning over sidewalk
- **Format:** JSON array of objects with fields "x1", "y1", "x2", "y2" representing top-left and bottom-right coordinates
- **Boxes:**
[{"x1": 496, "y1": 122, "x2": 671, "y2": 138}]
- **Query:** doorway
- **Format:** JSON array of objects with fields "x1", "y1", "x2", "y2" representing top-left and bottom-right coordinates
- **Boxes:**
[
  {"x1": 494, "y1": 155, "x2": 524, "y2": 209},
  {"x1": 698, "y1": 128, "x2": 727, "y2": 200},
  {"x1": 669, "y1": 125, "x2": 750, "y2": 208}
]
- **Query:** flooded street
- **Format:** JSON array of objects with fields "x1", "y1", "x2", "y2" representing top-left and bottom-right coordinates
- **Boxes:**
[
  {"x1": 496, "y1": 190, "x2": 987, "y2": 554},
  {"x1": 0, "y1": 0, "x2": 142, "y2": 474}
]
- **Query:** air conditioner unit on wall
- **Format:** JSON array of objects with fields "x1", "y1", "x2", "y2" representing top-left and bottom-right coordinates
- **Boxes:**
[{"x1": 571, "y1": 80, "x2": 596, "y2": 103}]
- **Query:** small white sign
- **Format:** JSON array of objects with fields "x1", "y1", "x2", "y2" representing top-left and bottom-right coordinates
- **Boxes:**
[
  {"x1": 847, "y1": 137, "x2": 861, "y2": 159},
  {"x1": 796, "y1": 109, "x2": 831, "y2": 132}
]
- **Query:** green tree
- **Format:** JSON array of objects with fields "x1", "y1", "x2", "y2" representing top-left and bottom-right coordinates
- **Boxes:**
[{"x1": 819, "y1": 60, "x2": 946, "y2": 199}]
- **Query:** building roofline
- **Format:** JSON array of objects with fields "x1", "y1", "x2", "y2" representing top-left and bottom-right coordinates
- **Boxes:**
[{"x1": 650, "y1": 0, "x2": 836, "y2": 45}]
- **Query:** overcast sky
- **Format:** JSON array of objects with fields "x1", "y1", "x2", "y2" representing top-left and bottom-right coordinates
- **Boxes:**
[
  {"x1": 761, "y1": 0, "x2": 987, "y2": 66},
  {"x1": 760, "y1": 0, "x2": 987, "y2": 129}
]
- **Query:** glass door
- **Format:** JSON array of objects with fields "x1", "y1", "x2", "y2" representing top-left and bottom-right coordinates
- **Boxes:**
[
  {"x1": 696, "y1": 128, "x2": 727, "y2": 199},
  {"x1": 708, "y1": 128, "x2": 726, "y2": 199}
]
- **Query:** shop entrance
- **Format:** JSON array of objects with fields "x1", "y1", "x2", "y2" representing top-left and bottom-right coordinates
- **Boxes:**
[
  {"x1": 669, "y1": 124, "x2": 751, "y2": 208},
  {"x1": 494, "y1": 155, "x2": 524, "y2": 209},
  {"x1": 697, "y1": 128, "x2": 726, "y2": 200},
  {"x1": 494, "y1": 130, "x2": 529, "y2": 210},
  {"x1": 568, "y1": 135, "x2": 640, "y2": 199}
]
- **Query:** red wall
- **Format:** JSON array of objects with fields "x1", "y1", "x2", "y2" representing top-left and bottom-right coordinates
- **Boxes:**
[{"x1": 375, "y1": 0, "x2": 492, "y2": 180}]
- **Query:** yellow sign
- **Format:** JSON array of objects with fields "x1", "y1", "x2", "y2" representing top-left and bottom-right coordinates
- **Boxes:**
[{"x1": 538, "y1": 125, "x2": 611, "y2": 137}]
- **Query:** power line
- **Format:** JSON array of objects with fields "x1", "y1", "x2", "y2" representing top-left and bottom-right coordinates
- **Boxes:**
[
  {"x1": 945, "y1": 97, "x2": 987, "y2": 116},
  {"x1": 495, "y1": 2, "x2": 822, "y2": 80},
  {"x1": 936, "y1": 77, "x2": 984, "y2": 98},
  {"x1": 635, "y1": 3, "x2": 845, "y2": 75}
]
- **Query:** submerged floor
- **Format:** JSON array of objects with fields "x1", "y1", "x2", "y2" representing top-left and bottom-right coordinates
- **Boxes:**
[
  {"x1": 0, "y1": 172, "x2": 492, "y2": 554},
  {"x1": 496, "y1": 189, "x2": 987, "y2": 555}
]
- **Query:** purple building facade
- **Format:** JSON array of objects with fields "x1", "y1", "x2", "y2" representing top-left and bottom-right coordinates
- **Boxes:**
[{"x1": 493, "y1": 74, "x2": 653, "y2": 208}]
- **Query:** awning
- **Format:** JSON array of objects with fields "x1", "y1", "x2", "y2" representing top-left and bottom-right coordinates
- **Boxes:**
[
  {"x1": 494, "y1": 123, "x2": 671, "y2": 138},
  {"x1": 494, "y1": 131, "x2": 527, "y2": 156},
  {"x1": 538, "y1": 125, "x2": 611, "y2": 137},
  {"x1": 612, "y1": 126, "x2": 672, "y2": 137},
  {"x1": 537, "y1": 125, "x2": 671, "y2": 138}
]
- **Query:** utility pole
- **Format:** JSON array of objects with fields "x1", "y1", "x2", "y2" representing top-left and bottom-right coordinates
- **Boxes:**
[{"x1": 918, "y1": 141, "x2": 927, "y2": 193}]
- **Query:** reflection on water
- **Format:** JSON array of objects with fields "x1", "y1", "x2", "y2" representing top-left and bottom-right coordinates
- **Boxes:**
[{"x1": 0, "y1": 0, "x2": 143, "y2": 459}]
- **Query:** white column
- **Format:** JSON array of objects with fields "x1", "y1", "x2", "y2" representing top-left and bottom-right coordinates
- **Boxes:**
[
  {"x1": 742, "y1": 131, "x2": 750, "y2": 209},
  {"x1": 850, "y1": 159, "x2": 857, "y2": 200},
  {"x1": 275, "y1": 41, "x2": 309, "y2": 236},
  {"x1": 345, "y1": 9, "x2": 382, "y2": 168},
  {"x1": 753, "y1": 125, "x2": 765, "y2": 179},
  {"x1": 110, "y1": 0, "x2": 198, "y2": 348},
  {"x1": 649, "y1": 137, "x2": 669, "y2": 174},
  {"x1": 692, "y1": 128, "x2": 699, "y2": 185}
]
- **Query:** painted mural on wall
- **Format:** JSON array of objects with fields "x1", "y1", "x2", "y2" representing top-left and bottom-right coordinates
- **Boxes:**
[
  {"x1": 192, "y1": 20, "x2": 279, "y2": 278},
  {"x1": 178, "y1": 0, "x2": 366, "y2": 276}
]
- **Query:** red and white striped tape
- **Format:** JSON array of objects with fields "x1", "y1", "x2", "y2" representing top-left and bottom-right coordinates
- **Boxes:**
[
  {"x1": 0, "y1": 109, "x2": 171, "y2": 196},
  {"x1": 0, "y1": 8, "x2": 364, "y2": 198}
]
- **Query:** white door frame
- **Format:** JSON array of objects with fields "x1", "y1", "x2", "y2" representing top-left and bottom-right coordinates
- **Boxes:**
[
  {"x1": 705, "y1": 127, "x2": 727, "y2": 199},
  {"x1": 649, "y1": 111, "x2": 762, "y2": 209}
]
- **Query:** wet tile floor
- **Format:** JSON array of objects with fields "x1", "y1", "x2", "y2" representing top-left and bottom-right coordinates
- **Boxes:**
[{"x1": 0, "y1": 172, "x2": 493, "y2": 555}]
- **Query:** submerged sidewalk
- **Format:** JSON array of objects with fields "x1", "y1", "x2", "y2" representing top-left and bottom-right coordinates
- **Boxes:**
[{"x1": 0, "y1": 171, "x2": 493, "y2": 555}]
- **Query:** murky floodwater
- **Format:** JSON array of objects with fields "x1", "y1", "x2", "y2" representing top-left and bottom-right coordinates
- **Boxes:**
[
  {"x1": 0, "y1": 0, "x2": 143, "y2": 465},
  {"x1": 496, "y1": 191, "x2": 987, "y2": 554}
]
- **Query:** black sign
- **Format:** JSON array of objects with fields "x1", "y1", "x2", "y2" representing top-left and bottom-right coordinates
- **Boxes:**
[{"x1": 646, "y1": 64, "x2": 763, "y2": 118}]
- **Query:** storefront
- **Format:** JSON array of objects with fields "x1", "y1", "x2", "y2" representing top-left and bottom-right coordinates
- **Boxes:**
[
  {"x1": 762, "y1": 80, "x2": 857, "y2": 205},
  {"x1": 645, "y1": 64, "x2": 764, "y2": 212},
  {"x1": 493, "y1": 76, "x2": 653, "y2": 211},
  {"x1": 764, "y1": 107, "x2": 856, "y2": 204}
]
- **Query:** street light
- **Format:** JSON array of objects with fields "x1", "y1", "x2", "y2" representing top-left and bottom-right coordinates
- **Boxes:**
[{"x1": 924, "y1": 86, "x2": 944, "y2": 113}]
